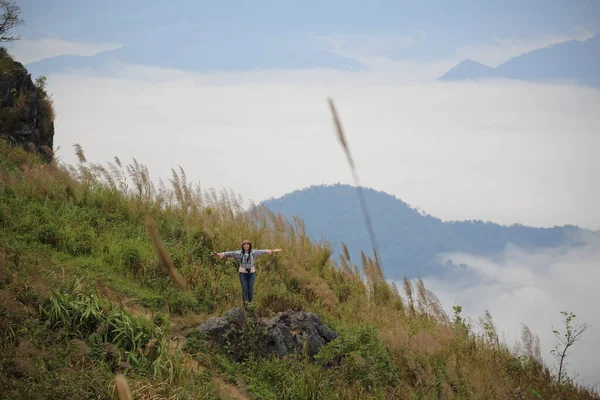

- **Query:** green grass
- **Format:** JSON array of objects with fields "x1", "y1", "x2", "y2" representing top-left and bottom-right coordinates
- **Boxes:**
[{"x1": 0, "y1": 139, "x2": 598, "y2": 399}]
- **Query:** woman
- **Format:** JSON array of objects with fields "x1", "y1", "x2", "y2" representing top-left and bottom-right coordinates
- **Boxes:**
[{"x1": 214, "y1": 240, "x2": 282, "y2": 307}]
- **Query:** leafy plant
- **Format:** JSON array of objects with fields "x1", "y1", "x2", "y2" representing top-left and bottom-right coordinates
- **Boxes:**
[
  {"x1": 314, "y1": 325, "x2": 400, "y2": 390},
  {"x1": 551, "y1": 311, "x2": 589, "y2": 385},
  {"x1": 34, "y1": 76, "x2": 48, "y2": 98},
  {"x1": 38, "y1": 280, "x2": 190, "y2": 383}
]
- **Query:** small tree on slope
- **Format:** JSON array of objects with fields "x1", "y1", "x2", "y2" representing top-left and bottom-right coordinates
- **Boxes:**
[{"x1": 551, "y1": 311, "x2": 589, "y2": 385}]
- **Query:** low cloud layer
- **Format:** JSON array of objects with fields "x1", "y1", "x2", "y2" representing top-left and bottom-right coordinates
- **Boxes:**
[
  {"x1": 46, "y1": 65, "x2": 600, "y2": 230},
  {"x1": 419, "y1": 234, "x2": 600, "y2": 389}
]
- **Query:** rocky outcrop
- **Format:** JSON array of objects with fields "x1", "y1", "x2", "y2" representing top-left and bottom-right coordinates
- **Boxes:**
[
  {"x1": 262, "y1": 309, "x2": 339, "y2": 358},
  {"x1": 195, "y1": 308, "x2": 339, "y2": 359},
  {"x1": 0, "y1": 47, "x2": 54, "y2": 161}
]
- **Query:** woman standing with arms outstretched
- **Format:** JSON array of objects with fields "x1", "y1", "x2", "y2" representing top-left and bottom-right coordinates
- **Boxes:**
[{"x1": 214, "y1": 240, "x2": 282, "y2": 307}]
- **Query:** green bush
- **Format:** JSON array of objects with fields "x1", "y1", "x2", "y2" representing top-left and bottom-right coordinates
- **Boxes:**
[
  {"x1": 286, "y1": 276, "x2": 302, "y2": 293},
  {"x1": 134, "y1": 292, "x2": 166, "y2": 309},
  {"x1": 157, "y1": 217, "x2": 186, "y2": 242},
  {"x1": 0, "y1": 203, "x2": 6, "y2": 227},
  {"x1": 241, "y1": 358, "x2": 286, "y2": 400},
  {"x1": 153, "y1": 311, "x2": 171, "y2": 330},
  {"x1": 122, "y1": 246, "x2": 142, "y2": 271},
  {"x1": 183, "y1": 330, "x2": 210, "y2": 355},
  {"x1": 217, "y1": 307, "x2": 266, "y2": 363},
  {"x1": 166, "y1": 289, "x2": 199, "y2": 315},
  {"x1": 188, "y1": 229, "x2": 214, "y2": 262},
  {"x1": 69, "y1": 229, "x2": 96, "y2": 256},
  {"x1": 257, "y1": 283, "x2": 304, "y2": 314},
  {"x1": 36, "y1": 224, "x2": 58, "y2": 246},
  {"x1": 314, "y1": 325, "x2": 400, "y2": 390},
  {"x1": 39, "y1": 282, "x2": 179, "y2": 379},
  {"x1": 22, "y1": 202, "x2": 51, "y2": 232},
  {"x1": 57, "y1": 226, "x2": 96, "y2": 256}
]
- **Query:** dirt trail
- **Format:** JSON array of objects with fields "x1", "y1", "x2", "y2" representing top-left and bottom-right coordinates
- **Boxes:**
[
  {"x1": 168, "y1": 329, "x2": 252, "y2": 400},
  {"x1": 212, "y1": 374, "x2": 253, "y2": 400}
]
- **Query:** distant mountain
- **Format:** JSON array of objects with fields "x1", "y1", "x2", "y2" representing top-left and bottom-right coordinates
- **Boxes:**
[
  {"x1": 440, "y1": 59, "x2": 495, "y2": 81},
  {"x1": 25, "y1": 32, "x2": 363, "y2": 78},
  {"x1": 261, "y1": 184, "x2": 596, "y2": 280},
  {"x1": 439, "y1": 35, "x2": 600, "y2": 87}
]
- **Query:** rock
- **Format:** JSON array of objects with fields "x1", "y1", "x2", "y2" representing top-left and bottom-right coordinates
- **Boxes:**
[
  {"x1": 194, "y1": 308, "x2": 338, "y2": 360},
  {"x1": 198, "y1": 307, "x2": 246, "y2": 348},
  {"x1": 0, "y1": 47, "x2": 54, "y2": 161},
  {"x1": 263, "y1": 310, "x2": 339, "y2": 358}
]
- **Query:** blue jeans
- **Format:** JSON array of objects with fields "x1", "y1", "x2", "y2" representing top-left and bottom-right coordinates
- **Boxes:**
[{"x1": 238, "y1": 272, "x2": 256, "y2": 305}]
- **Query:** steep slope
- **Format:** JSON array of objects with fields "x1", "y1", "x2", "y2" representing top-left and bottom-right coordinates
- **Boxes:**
[
  {"x1": 439, "y1": 35, "x2": 600, "y2": 87},
  {"x1": 1, "y1": 140, "x2": 598, "y2": 399},
  {"x1": 261, "y1": 184, "x2": 590, "y2": 280}
]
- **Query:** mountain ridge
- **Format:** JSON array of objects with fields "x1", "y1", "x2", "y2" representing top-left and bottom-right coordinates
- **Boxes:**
[
  {"x1": 261, "y1": 183, "x2": 597, "y2": 280},
  {"x1": 439, "y1": 34, "x2": 600, "y2": 87},
  {"x1": 23, "y1": 36, "x2": 364, "y2": 78}
]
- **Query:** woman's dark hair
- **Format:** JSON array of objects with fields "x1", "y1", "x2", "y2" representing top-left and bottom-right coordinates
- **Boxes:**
[{"x1": 241, "y1": 240, "x2": 252, "y2": 263}]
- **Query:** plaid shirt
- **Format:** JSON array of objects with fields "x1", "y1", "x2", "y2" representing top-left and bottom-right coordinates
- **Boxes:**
[{"x1": 222, "y1": 250, "x2": 269, "y2": 273}]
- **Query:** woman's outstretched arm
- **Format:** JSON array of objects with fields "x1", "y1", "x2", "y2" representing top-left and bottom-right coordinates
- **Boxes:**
[
  {"x1": 254, "y1": 249, "x2": 283, "y2": 257},
  {"x1": 214, "y1": 250, "x2": 239, "y2": 259}
]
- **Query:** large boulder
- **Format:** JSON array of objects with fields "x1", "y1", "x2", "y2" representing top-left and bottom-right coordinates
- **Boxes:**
[
  {"x1": 262, "y1": 310, "x2": 338, "y2": 358},
  {"x1": 0, "y1": 47, "x2": 54, "y2": 161},
  {"x1": 195, "y1": 308, "x2": 338, "y2": 359}
]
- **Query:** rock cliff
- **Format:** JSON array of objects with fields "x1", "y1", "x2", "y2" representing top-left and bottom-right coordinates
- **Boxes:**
[{"x1": 0, "y1": 47, "x2": 54, "y2": 161}]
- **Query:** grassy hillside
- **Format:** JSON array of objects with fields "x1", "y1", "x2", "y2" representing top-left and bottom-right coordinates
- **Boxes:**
[
  {"x1": 0, "y1": 140, "x2": 597, "y2": 399},
  {"x1": 261, "y1": 184, "x2": 590, "y2": 280}
]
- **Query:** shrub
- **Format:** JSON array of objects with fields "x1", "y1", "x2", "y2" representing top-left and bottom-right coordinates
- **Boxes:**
[
  {"x1": 257, "y1": 283, "x2": 304, "y2": 315},
  {"x1": 152, "y1": 311, "x2": 170, "y2": 330},
  {"x1": 183, "y1": 330, "x2": 210, "y2": 355},
  {"x1": 188, "y1": 229, "x2": 214, "y2": 262},
  {"x1": 0, "y1": 203, "x2": 6, "y2": 227},
  {"x1": 36, "y1": 224, "x2": 58, "y2": 247},
  {"x1": 67, "y1": 228, "x2": 96, "y2": 256},
  {"x1": 122, "y1": 246, "x2": 142, "y2": 272},
  {"x1": 314, "y1": 325, "x2": 400, "y2": 390},
  {"x1": 166, "y1": 289, "x2": 199, "y2": 315},
  {"x1": 39, "y1": 282, "x2": 187, "y2": 382},
  {"x1": 134, "y1": 293, "x2": 165, "y2": 309},
  {"x1": 22, "y1": 202, "x2": 51, "y2": 231},
  {"x1": 219, "y1": 306, "x2": 266, "y2": 362},
  {"x1": 57, "y1": 226, "x2": 97, "y2": 256},
  {"x1": 286, "y1": 276, "x2": 302, "y2": 293}
]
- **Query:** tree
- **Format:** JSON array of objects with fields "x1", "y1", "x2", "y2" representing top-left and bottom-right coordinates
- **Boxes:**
[
  {"x1": 1, "y1": 1, "x2": 23, "y2": 42},
  {"x1": 551, "y1": 311, "x2": 589, "y2": 385}
]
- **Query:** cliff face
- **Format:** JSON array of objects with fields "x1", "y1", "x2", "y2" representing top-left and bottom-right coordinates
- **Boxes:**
[{"x1": 0, "y1": 47, "x2": 54, "y2": 161}]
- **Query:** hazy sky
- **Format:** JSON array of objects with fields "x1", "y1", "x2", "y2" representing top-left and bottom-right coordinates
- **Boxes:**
[{"x1": 4, "y1": 0, "x2": 600, "y2": 388}]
